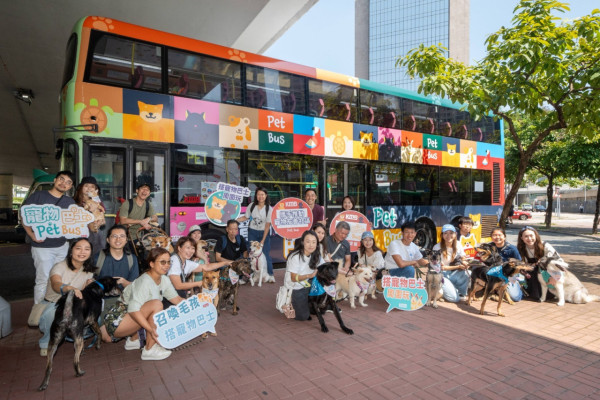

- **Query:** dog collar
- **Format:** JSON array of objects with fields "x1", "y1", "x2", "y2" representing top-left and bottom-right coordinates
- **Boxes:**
[{"x1": 94, "y1": 280, "x2": 105, "y2": 291}]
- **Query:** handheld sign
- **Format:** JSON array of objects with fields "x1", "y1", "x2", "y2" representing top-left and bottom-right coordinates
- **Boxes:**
[
  {"x1": 382, "y1": 275, "x2": 428, "y2": 312},
  {"x1": 271, "y1": 198, "x2": 313, "y2": 240},
  {"x1": 153, "y1": 293, "x2": 217, "y2": 349},
  {"x1": 329, "y1": 210, "x2": 372, "y2": 252},
  {"x1": 204, "y1": 182, "x2": 250, "y2": 226},
  {"x1": 21, "y1": 204, "x2": 94, "y2": 240}
]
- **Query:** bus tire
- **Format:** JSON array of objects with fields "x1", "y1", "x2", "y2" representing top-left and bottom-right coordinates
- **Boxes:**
[{"x1": 414, "y1": 218, "x2": 436, "y2": 250}]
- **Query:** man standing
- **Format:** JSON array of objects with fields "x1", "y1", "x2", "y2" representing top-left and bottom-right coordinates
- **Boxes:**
[
  {"x1": 22, "y1": 171, "x2": 75, "y2": 304},
  {"x1": 383, "y1": 221, "x2": 429, "y2": 278},
  {"x1": 304, "y1": 188, "x2": 327, "y2": 226},
  {"x1": 215, "y1": 220, "x2": 248, "y2": 262},
  {"x1": 325, "y1": 221, "x2": 351, "y2": 274},
  {"x1": 119, "y1": 182, "x2": 158, "y2": 240}
]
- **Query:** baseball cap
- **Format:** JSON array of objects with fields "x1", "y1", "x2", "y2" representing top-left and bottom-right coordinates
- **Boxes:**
[
  {"x1": 361, "y1": 231, "x2": 374, "y2": 240},
  {"x1": 442, "y1": 224, "x2": 456, "y2": 233},
  {"x1": 136, "y1": 181, "x2": 152, "y2": 190},
  {"x1": 188, "y1": 225, "x2": 201, "y2": 235}
]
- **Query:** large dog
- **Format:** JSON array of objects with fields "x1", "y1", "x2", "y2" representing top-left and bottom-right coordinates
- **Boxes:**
[
  {"x1": 335, "y1": 265, "x2": 374, "y2": 308},
  {"x1": 248, "y1": 241, "x2": 269, "y2": 286},
  {"x1": 423, "y1": 249, "x2": 443, "y2": 308},
  {"x1": 218, "y1": 258, "x2": 252, "y2": 315},
  {"x1": 38, "y1": 276, "x2": 120, "y2": 391},
  {"x1": 537, "y1": 255, "x2": 600, "y2": 306},
  {"x1": 467, "y1": 259, "x2": 533, "y2": 317},
  {"x1": 470, "y1": 243, "x2": 514, "y2": 304},
  {"x1": 308, "y1": 262, "x2": 354, "y2": 334}
]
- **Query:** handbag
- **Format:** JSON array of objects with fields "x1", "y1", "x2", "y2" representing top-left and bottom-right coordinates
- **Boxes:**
[
  {"x1": 276, "y1": 285, "x2": 295, "y2": 318},
  {"x1": 27, "y1": 303, "x2": 50, "y2": 327},
  {"x1": 281, "y1": 303, "x2": 295, "y2": 319}
]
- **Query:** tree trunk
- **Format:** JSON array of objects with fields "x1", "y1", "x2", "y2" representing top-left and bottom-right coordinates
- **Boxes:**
[
  {"x1": 500, "y1": 155, "x2": 529, "y2": 229},
  {"x1": 593, "y1": 178, "x2": 600, "y2": 234},
  {"x1": 545, "y1": 173, "x2": 554, "y2": 228}
]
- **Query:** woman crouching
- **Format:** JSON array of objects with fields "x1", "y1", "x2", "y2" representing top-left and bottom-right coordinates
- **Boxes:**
[
  {"x1": 284, "y1": 230, "x2": 319, "y2": 321},
  {"x1": 100, "y1": 247, "x2": 184, "y2": 360}
]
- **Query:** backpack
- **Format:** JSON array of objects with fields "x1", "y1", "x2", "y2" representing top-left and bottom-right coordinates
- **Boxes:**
[
  {"x1": 95, "y1": 251, "x2": 134, "y2": 275},
  {"x1": 221, "y1": 234, "x2": 243, "y2": 251},
  {"x1": 115, "y1": 199, "x2": 150, "y2": 224}
]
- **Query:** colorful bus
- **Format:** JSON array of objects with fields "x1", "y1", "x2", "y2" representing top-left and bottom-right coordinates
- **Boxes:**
[{"x1": 57, "y1": 16, "x2": 504, "y2": 262}]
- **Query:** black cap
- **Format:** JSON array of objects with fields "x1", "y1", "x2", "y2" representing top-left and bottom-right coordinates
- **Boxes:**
[
  {"x1": 136, "y1": 181, "x2": 152, "y2": 190},
  {"x1": 79, "y1": 176, "x2": 99, "y2": 190}
]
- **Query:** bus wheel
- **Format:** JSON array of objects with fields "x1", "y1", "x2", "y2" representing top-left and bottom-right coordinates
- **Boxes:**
[{"x1": 414, "y1": 218, "x2": 436, "y2": 250}]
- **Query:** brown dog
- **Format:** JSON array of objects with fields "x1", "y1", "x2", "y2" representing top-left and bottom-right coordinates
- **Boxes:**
[
  {"x1": 201, "y1": 270, "x2": 220, "y2": 338},
  {"x1": 219, "y1": 259, "x2": 253, "y2": 315},
  {"x1": 149, "y1": 235, "x2": 174, "y2": 253}
]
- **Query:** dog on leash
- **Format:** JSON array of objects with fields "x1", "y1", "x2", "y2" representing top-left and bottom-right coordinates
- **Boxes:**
[
  {"x1": 467, "y1": 259, "x2": 533, "y2": 317},
  {"x1": 219, "y1": 258, "x2": 253, "y2": 315},
  {"x1": 335, "y1": 265, "x2": 374, "y2": 308},
  {"x1": 537, "y1": 255, "x2": 600, "y2": 306},
  {"x1": 423, "y1": 249, "x2": 443, "y2": 308},
  {"x1": 149, "y1": 235, "x2": 174, "y2": 253},
  {"x1": 38, "y1": 277, "x2": 120, "y2": 391},
  {"x1": 248, "y1": 241, "x2": 269, "y2": 286},
  {"x1": 308, "y1": 262, "x2": 354, "y2": 334},
  {"x1": 470, "y1": 243, "x2": 514, "y2": 304}
]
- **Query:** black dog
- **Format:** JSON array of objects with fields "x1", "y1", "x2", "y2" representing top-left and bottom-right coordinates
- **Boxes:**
[
  {"x1": 308, "y1": 262, "x2": 354, "y2": 334},
  {"x1": 218, "y1": 258, "x2": 253, "y2": 315},
  {"x1": 39, "y1": 276, "x2": 120, "y2": 391}
]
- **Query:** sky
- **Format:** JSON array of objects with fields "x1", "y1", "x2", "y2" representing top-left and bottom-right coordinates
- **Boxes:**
[{"x1": 264, "y1": 0, "x2": 599, "y2": 77}]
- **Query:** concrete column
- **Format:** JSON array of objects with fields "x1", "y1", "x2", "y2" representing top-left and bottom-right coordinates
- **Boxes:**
[{"x1": 355, "y1": 0, "x2": 370, "y2": 79}]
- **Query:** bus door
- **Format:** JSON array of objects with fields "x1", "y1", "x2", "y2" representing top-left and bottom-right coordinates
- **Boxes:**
[
  {"x1": 84, "y1": 139, "x2": 169, "y2": 239},
  {"x1": 323, "y1": 160, "x2": 366, "y2": 223}
]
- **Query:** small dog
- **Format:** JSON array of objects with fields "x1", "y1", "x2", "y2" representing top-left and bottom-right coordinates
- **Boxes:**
[
  {"x1": 537, "y1": 255, "x2": 600, "y2": 306},
  {"x1": 150, "y1": 235, "x2": 174, "y2": 253},
  {"x1": 219, "y1": 258, "x2": 253, "y2": 315},
  {"x1": 248, "y1": 241, "x2": 269, "y2": 286},
  {"x1": 335, "y1": 265, "x2": 374, "y2": 308},
  {"x1": 201, "y1": 270, "x2": 220, "y2": 338},
  {"x1": 423, "y1": 249, "x2": 443, "y2": 308},
  {"x1": 467, "y1": 259, "x2": 533, "y2": 317},
  {"x1": 365, "y1": 266, "x2": 378, "y2": 300},
  {"x1": 38, "y1": 277, "x2": 120, "y2": 391},
  {"x1": 308, "y1": 262, "x2": 354, "y2": 334}
]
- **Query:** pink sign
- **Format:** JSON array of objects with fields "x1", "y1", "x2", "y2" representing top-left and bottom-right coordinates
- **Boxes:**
[
  {"x1": 271, "y1": 198, "x2": 313, "y2": 240},
  {"x1": 329, "y1": 211, "x2": 372, "y2": 252}
]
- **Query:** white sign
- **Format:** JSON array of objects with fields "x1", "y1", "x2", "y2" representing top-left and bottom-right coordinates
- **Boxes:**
[{"x1": 21, "y1": 204, "x2": 94, "y2": 240}]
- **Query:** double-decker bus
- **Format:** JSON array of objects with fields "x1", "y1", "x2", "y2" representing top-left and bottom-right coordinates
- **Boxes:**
[{"x1": 57, "y1": 16, "x2": 504, "y2": 262}]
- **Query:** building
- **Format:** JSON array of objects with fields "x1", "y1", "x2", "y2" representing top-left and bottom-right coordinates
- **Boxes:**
[{"x1": 355, "y1": 0, "x2": 470, "y2": 91}]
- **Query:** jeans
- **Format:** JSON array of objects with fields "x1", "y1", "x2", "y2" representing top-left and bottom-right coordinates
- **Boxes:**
[
  {"x1": 388, "y1": 266, "x2": 415, "y2": 278},
  {"x1": 31, "y1": 243, "x2": 69, "y2": 304},
  {"x1": 442, "y1": 269, "x2": 470, "y2": 302},
  {"x1": 39, "y1": 301, "x2": 57, "y2": 349},
  {"x1": 248, "y1": 228, "x2": 273, "y2": 275},
  {"x1": 507, "y1": 281, "x2": 523, "y2": 302}
]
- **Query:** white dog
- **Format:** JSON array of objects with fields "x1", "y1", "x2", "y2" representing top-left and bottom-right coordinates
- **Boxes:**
[
  {"x1": 335, "y1": 266, "x2": 374, "y2": 308},
  {"x1": 249, "y1": 241, "x2": 269, "y2": 286},
  {"x1": 538, "y1": 255, "x2": 600, "y2": 306}
]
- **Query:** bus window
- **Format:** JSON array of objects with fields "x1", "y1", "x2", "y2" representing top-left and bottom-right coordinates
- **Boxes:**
[
  {"x1": 471, "y1": 170, "x2": 492, "y2": 205},
  {"x1": 400, "y1": 164, "x2": 439, "y2": 206},
  {"x1": 367, "y1": 163, "x2": 401, "y2": 206},
  {"x1": 245, "y1": 65, "x2": 306, "y2": 114},
  {"x1": 439, "y1": 167, "x2": 470, "y2": 205},
  {"x1": 62, "y1": 33, "x2": 78, "y2": 89},
  {"x1": 359, "y1": 90, "x2": 401, "y2": 129},
  {"x1": 170, "y1": 146, "x2": 241, "y2": 206},
  {"x1": 308, "y1": 79, "x2": 357, "y2": 122},
  {"x1": 402, "y1": 99, "x2": 437, "y2": 135},
  {"x1": 167, "y1": 49, "x2": 242, "y2": 104},
  {"x1": 86, "y1": 31, "x2": 162, "y2": 92},
  {"x1": 245, "y1": 152, "x2": 320, "y2": 205}
]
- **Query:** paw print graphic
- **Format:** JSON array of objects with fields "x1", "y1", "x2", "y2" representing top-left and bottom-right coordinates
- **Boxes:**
[
  {"x1": 91, "y1": 17, "x2": 114, "y2": 31},
  {"x1": 228, "y1": 49, "x2": 247, "y2": 63}
]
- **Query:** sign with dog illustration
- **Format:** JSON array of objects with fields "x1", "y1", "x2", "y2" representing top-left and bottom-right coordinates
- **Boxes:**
[
  {"x1": 154, "y1": 293, "x2": 218, "y2": 349},
  {"x1": 204, "y1": 182, "x2": 251, "y2": 226},
  {"x1": 21, "y1": 204, "x2": 95, "y2": 240},
  {"x1": 382, "y1": 275, "x2": 428, "y2": 312},
  {"x1": 271, "y1": 197, "x2": 313, "y2": 240},
  {"x1": 329, "y1": 211, "x2": 372, "y2": 252}
]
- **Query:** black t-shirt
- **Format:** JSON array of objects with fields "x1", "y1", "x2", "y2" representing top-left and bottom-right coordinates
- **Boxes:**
[{"x1": 216, "y1": 235, "x2": 247, "y2": 260}]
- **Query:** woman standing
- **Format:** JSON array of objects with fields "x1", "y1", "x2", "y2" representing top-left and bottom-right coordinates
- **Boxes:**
[
  {"x1": 517, "y1": 226, "x2": 563, "y2": 300},
  {"x1": 38, "y1": 238, "x2": 95, "y2": 356},
  {"x1": 341, "y1": 196, "x2": 355, "y2": 211},
  {"x1": 432, "y1": 224, "x2": 470, "y2": 302},
  {"x1": 284, "y1": 231, "x2": 320, "y2": 321},
  {"x1": 73, "y1": 176, "x2": 105, "y2": 256},
  {"x1": 237, "y1": 188, "x2": 274, "y2": 282},
  {"x1": 101, "y1": 248, "x2": 183, "y2": 360},
  {"x1": 490, "y1": 227, "x2": 523, "y2": 302}
]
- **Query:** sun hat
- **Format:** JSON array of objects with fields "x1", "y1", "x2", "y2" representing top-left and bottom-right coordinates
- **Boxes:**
[
  {"x1": 361, "y1": 231, "x2": 374, "y2": 240},
  {"x1": 188, "y1": 225, "x2": 201, "y2": 235},
  {"x1": 441, "y1": 224, "x2": 456, "y2": 233},
  {"x1": 79, "y1": 176, "x2": 99, "y2": 191}
]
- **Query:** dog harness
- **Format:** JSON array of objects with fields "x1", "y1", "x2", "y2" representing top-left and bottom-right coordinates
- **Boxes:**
[
  {"x1": 308, "y1": 279, "x2": 336, "y2": 297},
  {"x1": 540, "y1": 270, "x2": 562, "y2": 290},
  {"x1": 486, "y1": 265, "x2": 508, "y2": 283}
]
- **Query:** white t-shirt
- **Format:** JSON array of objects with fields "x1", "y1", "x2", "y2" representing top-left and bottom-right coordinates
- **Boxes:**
[
  {"x1": 122, "y1": 274, "x2": 178, "y2": 313},
  {"x1": 245, "y1": 203, "x2": 273, "y2": 231},
  {"x1": 432, "y1": 242, "x2": 466, "y2": 266},
  {"x1": 168, "y1": 254, "x2": 200, "y2": 280},
  {"x1": 384, "y1": 240, "x2": 423, "y2": 270},
  {"x1": 285, "y1": 252, "x2": 315, "y2": 290}
]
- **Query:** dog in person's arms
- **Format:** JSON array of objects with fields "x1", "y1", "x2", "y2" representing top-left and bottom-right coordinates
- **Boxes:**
[
  {"x1": 308, "y1": 262, "x2": 354, "y2": 334},
  {"x1": 537, "y1": 255, "x2": 600, "y2": 306},
  {"x1": 248, "y1": 241, "x2": 269, "y2": 286},
  {"x1": 335, "y1": 265, "x2": 374, "y2": 308},
  {"x1": 422, "y1": 249, "x2": 443, "y2": 308},
  {"x1": 219, "y1": 258, "x2": 253, "y2": 315},
  {"x1": 467, "y1": 258, "x2": 533, "y2": 317},
  {"x1": 38, "y1": 277, "x2": 120, "y2": 391}
]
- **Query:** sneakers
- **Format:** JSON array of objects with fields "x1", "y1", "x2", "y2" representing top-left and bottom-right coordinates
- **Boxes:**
[
  {"x1": 459, "y1": 296, "x2": 469, "y2": 302},
  {"x1": 124, "y1": 337, "x2": 140, "y2": 350},
  {"x1": 268, "y1": 275, "x2": 276, "y2": 283},
  {"x1": 40, "y1": 348, "x2": 47, "y2": 357},
  {"x1": 141, "y1": 343, "x2": 172, "y2": 361}
]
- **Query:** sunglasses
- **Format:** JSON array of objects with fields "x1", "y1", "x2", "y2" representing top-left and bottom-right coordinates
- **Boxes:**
[{"x1": 157, "y1": 260, "x2": 172, "y2": 266}]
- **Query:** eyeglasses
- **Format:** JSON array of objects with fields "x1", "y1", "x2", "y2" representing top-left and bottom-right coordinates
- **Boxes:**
[
  {"x1": 57, "y1": 176, "x2": 73, "y2": 185},
  {"x1": 157, "y1": 260, "x2": 172, "y2": 266},
  {"x1": 109, "y1": 234, "x2": 127, "y2": 239},
  {"x1": 520, "y1": 226, "x2": 536, "y2": 233}
]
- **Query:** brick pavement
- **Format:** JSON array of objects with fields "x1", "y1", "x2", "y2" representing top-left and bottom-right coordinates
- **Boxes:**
[{"x1": 1, "y1": 254, "x2": 600, "y2": 400}]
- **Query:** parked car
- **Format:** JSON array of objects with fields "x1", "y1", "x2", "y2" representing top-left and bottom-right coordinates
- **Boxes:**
[
  {"x1": 533, "y1": 205, "x2": 546, "y2": 212},
  {"x1": 512, "y1": 210, "x2": 532, "y2": 220},
  {"x1": 520, "y1": 203, "x2": 533, "y2": 211}
]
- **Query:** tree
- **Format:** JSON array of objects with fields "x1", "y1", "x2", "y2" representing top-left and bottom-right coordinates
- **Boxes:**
[{"x1": 398, "y1": 0, "x2": 600, "y2": 227}]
